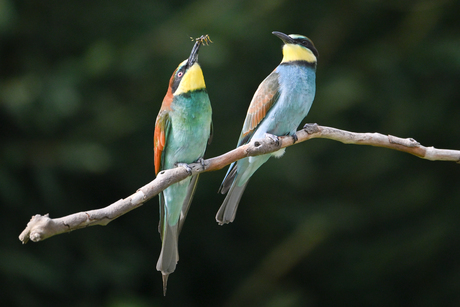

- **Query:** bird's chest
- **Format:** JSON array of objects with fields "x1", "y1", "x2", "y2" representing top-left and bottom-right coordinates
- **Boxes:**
[
  {"x1": 165, "y1": 92, "x2": 211, "y2": 164},
  {"x1": 258, "y1": 66, "x2": 316, "y2": 136},
  {"x1": 277, "y1": 66, "x2": 315, "y2": 115}
]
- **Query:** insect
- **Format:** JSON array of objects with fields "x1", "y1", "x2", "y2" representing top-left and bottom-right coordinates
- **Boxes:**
[{"x1": 190, "y1": 34, "x2": 213, "y2": 45}]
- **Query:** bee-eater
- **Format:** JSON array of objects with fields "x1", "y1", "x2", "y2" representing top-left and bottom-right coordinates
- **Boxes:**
[
  {"x1": 154, "y1": 37, "x2": 212, "y2": 294},
  {"x1": 216, "y1": 31, "x2": 318, "y2": 225}
]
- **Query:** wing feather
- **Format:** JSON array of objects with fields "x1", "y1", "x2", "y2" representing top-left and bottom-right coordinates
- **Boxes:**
[
  {"x1": 178, "y1": 174, "x2": 200, "y2": 233},
  {"x1": 238, "y1": 71, "x2": 280, "y2": 146},
  {"x1": 219, "y1": 71, "x2": 280, "y2": 193},
  {"x1": 154, "y1": 109, "x2": 170, "y2": 175}
]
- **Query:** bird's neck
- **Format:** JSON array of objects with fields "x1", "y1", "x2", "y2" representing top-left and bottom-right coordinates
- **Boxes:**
[{"x1": 281, "y1": 44, "x2": 317, "y2": 64}]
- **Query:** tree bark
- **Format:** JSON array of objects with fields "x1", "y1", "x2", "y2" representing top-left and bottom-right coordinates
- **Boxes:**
[{"x1": 19, "y1": 124, "x2": 460, "y2": 244}]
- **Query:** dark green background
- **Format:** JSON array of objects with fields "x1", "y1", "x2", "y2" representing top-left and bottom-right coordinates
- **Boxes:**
[{"x1": 2, "y1": 0, "x2": 460, "y2": 306}]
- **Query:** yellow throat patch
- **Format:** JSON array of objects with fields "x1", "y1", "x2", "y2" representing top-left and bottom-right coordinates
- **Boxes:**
[
  {"x1": 175, "y1": 61, "x2": 206, "y2": 95},
  {"x1": 282, "y1": 44, "x2": 317, "y2": 63}
]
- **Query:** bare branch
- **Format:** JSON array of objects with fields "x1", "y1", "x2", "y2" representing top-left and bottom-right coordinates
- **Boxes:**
[
  {"x1": 19, "y1": 124, "x2": 460, "y2": 244},
  {"x1": 19, "y1": 167, "x2": 191, "y2": 243},
  {"x1": 299, "y1": 124, "x2": 460, "y2": 162}
]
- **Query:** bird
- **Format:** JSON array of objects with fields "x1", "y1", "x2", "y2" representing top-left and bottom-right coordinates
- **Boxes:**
[
  {"x1": 216, "y1": 31, "x2": 318, "y2": 225},
  {"x1": 153, "y1": 35, "x2": 213, "y2": 295}
]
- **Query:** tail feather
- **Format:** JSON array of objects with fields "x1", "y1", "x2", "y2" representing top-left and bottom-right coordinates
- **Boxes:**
[
  {"x1": 217, "y1": 155, "x2": 269, "y2": 224},
  {"x1": 161, "y1": 274, "x2": 169, "y2": 296},
  {"x1": 216, "y1": 180, "x2": 249, "y2": 225},
  {"x1": 218, "y1": 162, "x2": 237, "y2": 194},
  {"x1": 156, "y1": 174, "x2": 199, "y2": 295},
  {"x1": 156, "y1": 221, "x2": 179, "y2": 273},
  {"x1": 156, "y1": 221, "x2": 179, "y2": 295}
]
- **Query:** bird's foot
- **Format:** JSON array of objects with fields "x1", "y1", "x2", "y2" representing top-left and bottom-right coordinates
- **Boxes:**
[
  {"x1": 265, "y1": 133, "x2": 280, "y2": 146},
  {"x1": 196, "y1": 157, "x2": 206, "y2": 168},
  {"x1": 303, "y1": 123, "x2": 320, "y2": 134},
  {"x1": 175, "y1": 162, "x2": 192, "y2": 175},
  {"x1": 290, "y1": 133, "x2": 298, "y2": 143}
]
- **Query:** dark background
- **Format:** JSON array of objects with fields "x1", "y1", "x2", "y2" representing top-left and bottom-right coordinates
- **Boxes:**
[{"x1": 2, "y1": 0, "x2": 460, "y2": 306}]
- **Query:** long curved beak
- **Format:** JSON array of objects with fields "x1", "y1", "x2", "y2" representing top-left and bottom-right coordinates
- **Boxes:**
[
  {"x1": 272, "y1": 31, "x2": 294, "y2": 44},
  {"x1": 187, "y1": 40, "x2": 201, "y2": 67}
]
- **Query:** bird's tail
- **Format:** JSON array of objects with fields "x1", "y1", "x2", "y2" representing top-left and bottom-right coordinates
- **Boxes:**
[
  {"x1": 217, "y1": 154, "x2": 270, "y2": 224},
  {"x1": 156, "y1": 212, "x2": 179, "y2": 296},
  {"x1": 216, "y1": 180, "x2": 249, "y2": 225}
]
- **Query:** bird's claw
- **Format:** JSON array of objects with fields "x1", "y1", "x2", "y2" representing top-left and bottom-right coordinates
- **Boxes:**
[
  {"x1": 291, "y1": 133, "x2": 298, "y2": 143},
  {"x1": 265, "y1": 133, "x2": 280, "y2": 146},
  {"x1": 175, "y1": 162, "x2": 192, "y2": 175},
  {"x1": 196, "y1": 157, "x2": 206, "y2": 168},
  {"x1": 303, "y1": 123, "x2": 319, "y2": 134}
]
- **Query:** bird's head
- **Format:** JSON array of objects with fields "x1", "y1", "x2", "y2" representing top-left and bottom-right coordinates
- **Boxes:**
[
  {"x1": 272, "y1": 31, "x2": 318, "y2": 65},
  {"x1": 168, "y1": 39, "x2": 206, "y2": 96}
]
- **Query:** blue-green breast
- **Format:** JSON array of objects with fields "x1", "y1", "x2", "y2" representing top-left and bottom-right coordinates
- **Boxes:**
[{"x1": 163, "y1": 89, "x2": 212, "y2": 169}]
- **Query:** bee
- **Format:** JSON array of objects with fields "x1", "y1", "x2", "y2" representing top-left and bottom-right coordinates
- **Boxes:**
[{"x1": 190, "y1": 34, "x2": 213, "y2": 45}]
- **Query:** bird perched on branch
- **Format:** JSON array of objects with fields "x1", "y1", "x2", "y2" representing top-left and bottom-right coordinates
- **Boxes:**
[
  {"x1": 153, "y1": 35, "x2": 213, "y2": 295},
  {"x1": 217, "y1": 31, "x2": 318, "y2": 225}
]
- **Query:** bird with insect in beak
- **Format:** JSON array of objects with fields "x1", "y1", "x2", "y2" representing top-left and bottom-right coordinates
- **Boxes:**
[
  {"x1": 153, "y1": 35, "x2": 213, "y2": 295},
  {"x1": 217, "y1": 31, "x2": 318, "y2": 225}
]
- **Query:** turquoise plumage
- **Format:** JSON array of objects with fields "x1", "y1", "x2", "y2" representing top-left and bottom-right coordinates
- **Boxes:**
[{"x1": 154, "y1": 38, "x2": 212, "y2": 294}]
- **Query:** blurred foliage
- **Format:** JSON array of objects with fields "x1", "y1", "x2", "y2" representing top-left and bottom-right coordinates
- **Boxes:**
[{"x1": 1, "y1": 0, "x2": 460, "y2": 306}]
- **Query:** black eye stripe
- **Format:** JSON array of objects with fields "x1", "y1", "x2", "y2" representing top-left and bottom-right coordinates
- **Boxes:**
[
  {"x1": 171, "y1": 66, "x2": 187, "y2": 93},
  {"x1": 294, "y1": 38, "x2": 319, "y2": 58}
]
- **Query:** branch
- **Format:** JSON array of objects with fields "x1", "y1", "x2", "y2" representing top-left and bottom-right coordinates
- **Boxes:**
[
  {"x1": 299, "y1": 124, "x2": 460, "y2": 162},
  {"x1": 19, "y1": 124, "x2": 460, "y2": 244}
]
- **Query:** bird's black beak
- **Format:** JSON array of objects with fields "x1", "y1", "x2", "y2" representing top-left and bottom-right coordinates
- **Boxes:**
[
  {"x1": 272, "y1": 31, "x2": 294, "y2": 44},
  {"x1": 187, "y1": 40, "x2": 201, "y2": 67}
]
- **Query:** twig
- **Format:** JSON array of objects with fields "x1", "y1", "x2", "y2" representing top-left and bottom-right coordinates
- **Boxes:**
[{"x1": 19, "y1": 124, "x2": 460, "y2": 244}]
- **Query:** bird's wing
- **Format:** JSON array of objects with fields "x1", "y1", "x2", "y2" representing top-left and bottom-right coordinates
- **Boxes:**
[
  {"x1": 179, "y1": 120, "x2": 212, "y2": 232},
  {"x1": 154, "y1": 109, "x2": 171, "y2": 175},
  {"x1": 219, "y1": 71, "x2": 280, "y2": 194},
  {"x1": 238, "y1": 70, "x2": 280, "y2": 146},
  {"x1": 178, "y1": 174, "x2": 199, "y2": 233},
  {"x1": 208, "y1": 121, "x2": 214, "y2": 145}
]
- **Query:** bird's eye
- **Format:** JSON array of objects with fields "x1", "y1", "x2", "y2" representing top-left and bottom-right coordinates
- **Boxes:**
[{"x1": 177, "y1": 71, "x2": 183, "y2": 78}]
